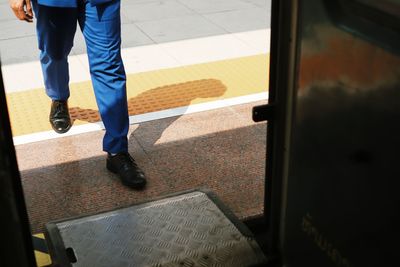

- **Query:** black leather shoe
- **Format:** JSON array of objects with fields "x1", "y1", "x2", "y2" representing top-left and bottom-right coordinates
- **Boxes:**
[
  {"x1": 49, "y1": 100, "x2": 71, "y2": 134},
  {"x1": 106, "y1": 152, "x2": 147, "y2": 189}
]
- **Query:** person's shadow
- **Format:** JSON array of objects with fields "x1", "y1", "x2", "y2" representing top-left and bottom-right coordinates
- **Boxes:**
[{"x1": 69, "y1": 78, "x2": 227, "y2": 149}]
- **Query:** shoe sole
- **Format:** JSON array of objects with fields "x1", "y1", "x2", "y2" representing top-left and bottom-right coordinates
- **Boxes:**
[{"x1": 106, "y1": 160, "x2": 147, "y2": 190}]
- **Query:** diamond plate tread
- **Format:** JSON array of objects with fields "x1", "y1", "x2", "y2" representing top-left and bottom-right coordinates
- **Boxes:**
[{"x1": 48, "y1": 191, "x2": 266, "y2": 267}]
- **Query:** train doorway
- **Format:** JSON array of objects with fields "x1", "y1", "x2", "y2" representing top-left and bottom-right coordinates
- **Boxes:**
[{"x1": 2, "y1": 0, "x2": 400, "y2": 266}]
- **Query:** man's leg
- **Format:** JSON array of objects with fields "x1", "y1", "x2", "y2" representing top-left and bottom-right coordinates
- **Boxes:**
[
  {"x1": 32, "y1": 1, "x2": 78, "y2": 133},
  {"x1": 79, "y1": 0, "x2": 146, "y2": 189},
  {"x1": 78, "y1": 0, "x2": 128, "y2": 153}
]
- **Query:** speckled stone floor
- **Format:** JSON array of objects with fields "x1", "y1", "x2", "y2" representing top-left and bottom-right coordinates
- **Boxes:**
[{"x1": 16, "y1": 101, "x2": 267, "y2": 234}]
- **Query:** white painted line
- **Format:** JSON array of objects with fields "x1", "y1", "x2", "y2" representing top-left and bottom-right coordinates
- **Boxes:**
[
  {"x1": 157, "y1": 29, "x2": 269, "y2": 66},
  {"x1": 2, "y1": 29, "x2": 270, "y2": 93},
  {"x1": 13, "y1": 92, "x2": 268, "y2": 146},
  {"x1": 233, "y1": 29, "x2": 271, "y2": 53},
  {"x1": 13, "y1": 122, "x2": 106, "y2": 146}
]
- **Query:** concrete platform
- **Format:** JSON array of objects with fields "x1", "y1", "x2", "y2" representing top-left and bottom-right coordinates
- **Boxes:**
[
  {"x1": 16, "y1": 101, "x2": 267, "y2": 234},
  {"x1": 0, "y1": 0, "x2": 270, "y2": 65}
]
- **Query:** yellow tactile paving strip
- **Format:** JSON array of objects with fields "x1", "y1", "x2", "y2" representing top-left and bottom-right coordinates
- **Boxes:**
[{"x1": 6, "y1": 54, "x2": 269, "y2": 136}]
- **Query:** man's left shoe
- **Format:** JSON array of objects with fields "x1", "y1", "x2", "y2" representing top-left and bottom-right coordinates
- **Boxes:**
[
  {"x1": 49, "y1": 100, "x2": 72, "y2": 134},
  {"x1": 106, "y1": 152, "x2": 147, "y2": 189}
]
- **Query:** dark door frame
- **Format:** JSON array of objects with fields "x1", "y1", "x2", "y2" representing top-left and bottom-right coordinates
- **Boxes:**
[
  {"x1": 0, "y1": 66, "x2": 36, "y2": 266},
  {"x1": 262, "y1": 0, "x2": 300, "y2": 260}
]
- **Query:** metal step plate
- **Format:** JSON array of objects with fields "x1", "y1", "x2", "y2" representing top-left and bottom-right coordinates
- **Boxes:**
[{"x1": 45, "y1": 190, "x2": 267, "y2": 267}]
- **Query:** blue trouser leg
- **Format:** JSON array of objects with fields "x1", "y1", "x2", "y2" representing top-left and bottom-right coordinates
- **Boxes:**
[
  {"x1": 32, "y1": 0, "x2": 77, "y2": 101},
  {"x1": 78, "y1": 0, "x2": 129, "y2": 153}
]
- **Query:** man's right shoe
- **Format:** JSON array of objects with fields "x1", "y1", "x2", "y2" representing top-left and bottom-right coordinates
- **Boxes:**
[
  {"x1": 49, "y1": 100, "x2": 71, "y2": 134},
  {"x1": 106, "y1": 152, "x2": 147, "y2": 189}
]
